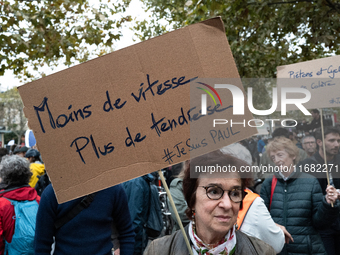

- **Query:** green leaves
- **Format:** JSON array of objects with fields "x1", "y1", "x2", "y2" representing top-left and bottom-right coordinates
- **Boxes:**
[
  {"x1": 135, "y1": 0, "x2": 340, "y2": 110},
  {"x1": 0, "y1": 0, "x2": 132, "y2": 79}
]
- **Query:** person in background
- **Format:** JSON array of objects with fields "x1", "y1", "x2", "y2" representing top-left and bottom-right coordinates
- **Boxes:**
[
  {"x1": 261, "y1": 138, "x2": 269, "y2": 153},
  {"x1": 7, "y1": 138, "x2": 15, "y2": 147},
  {"x1": 220, "y1": 143, "x2": 253, "y2": 167},
  {"x1": 111, "y1": 223, "x2": 121, "y2": 255},
  {"x1": 247, "y1": 137, "x2": 259, "y2": 165},
  {"x1": 297, "y1": 127, "x2": 340, "y2": 255},
  {"x1": 13, "y1": 145, "x2": 28, "y2": 157},
  {"x1": 259, "y1": 128, "x2": 308, "y2": 179},
  {"x1": 261, "y1": 137, "x2": 339, "y2": 255},
  {"x1": 25, "y1": 149, "x2": 45, "y2": 188},
  {"x1": 9, "y1": 144, "x2": 17, "y2": 155},
  {"x1": 308, "y1": 109, "x2": 322, "y2": 132},
  {"x1": 238, "y1": 140, "x2": 254, "y2": 161},
  {"x1": 0, "y1": 155, "x2": 40, "y2": 255},
  {"x1": 35, "y1": 184, "x2": 135, "y2": 255},
  {"x1": 289, "y1": 131, "x2": 302, "y2": 149},
  {"x1": 34, "y1": 169, "x2": 51, "y2": 196},
  {"x1": 306, "y1": 109, "x2": 332, "y2": 133},
  {"x1": 168, "y1": 161, "x2": 190, "y2": 233},
  {"x1": 145, "y1": 151, "x2": 275, "y2": 255},
  {"x1": 20, "y1": 134, "x2": 25, "y2": 146},
  {"x1": 165, "y1": 162, "x2": 184, "y2": 188},
  {"x1": 123, "y1": 174, "x2": 154, "y2": 255},
  {"x1": 221, "y1": 143, "x2": 285, "y2": 253},
  {"x1": 0, "y1": 148, "x2": 8, "y2": 162},
  {"x1": 288, "y1": 131, "x2": 297, "y2": 144},
  {"x1": 301, "y1": 135, "x2": 317, "y2": 157},
  {"x1": 257, "y1": 136, "x2": 266, "y2": 154}
]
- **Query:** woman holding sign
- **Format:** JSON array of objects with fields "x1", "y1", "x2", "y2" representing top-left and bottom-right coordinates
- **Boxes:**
[{"x1": 144, "y1": 151, "x2": 275, "y2": 255}]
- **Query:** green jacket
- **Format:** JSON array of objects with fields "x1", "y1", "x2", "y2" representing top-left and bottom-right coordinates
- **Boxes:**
[
  {"x1": 260, "y1": 171, "x2": 339, "y2": 255},
  {"x1": 144, "y1": 225, "x2": 275, "y2": 255}
]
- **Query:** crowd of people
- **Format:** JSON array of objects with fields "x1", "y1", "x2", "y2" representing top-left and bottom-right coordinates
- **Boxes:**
[
  {"x1": 0, "y1": 117, "x2": 339, "y2": 255},
  {"x1": 164, "y1": 124, "x2": 340, "y2": 255}
]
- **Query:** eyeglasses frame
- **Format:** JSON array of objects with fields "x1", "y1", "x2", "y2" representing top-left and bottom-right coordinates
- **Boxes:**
[{"x1": 199, "y1": 185, "x2": 247, "y2": 202}]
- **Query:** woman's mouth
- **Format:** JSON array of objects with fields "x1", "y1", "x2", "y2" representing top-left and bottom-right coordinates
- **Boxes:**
[{"x1": 215, "y1": 215, "x2": 231, "y2": 222}]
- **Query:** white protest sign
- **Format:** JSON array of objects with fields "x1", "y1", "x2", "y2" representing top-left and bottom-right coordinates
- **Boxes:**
[{"x1": 277, "y1": 55, "x2": 340, "y2": 110}]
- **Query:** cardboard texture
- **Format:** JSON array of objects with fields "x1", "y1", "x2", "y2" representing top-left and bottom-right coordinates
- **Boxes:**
[
  {"x1": 189, "y1": 77, "x2": 256, "y2": 162},
  {"x1": 277, "y1": 55, "x2": 340, "y2": 110},
  {"x1": 18, "y1": 17, "x2": 257, "y2": 203}
]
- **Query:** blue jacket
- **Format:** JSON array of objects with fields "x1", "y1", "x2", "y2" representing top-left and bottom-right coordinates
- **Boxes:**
[
  {"x1": 297, "y1": 152, "x2": 340, "y2": 233},
  {"x1": 123, "y1": 174, "x2": 154, "y2": 254},
  {"x1": 34, "y1": 184, "x2": 135, "y2": 255},
  {"x1": 261, "y1": 171, "x2": 339, "y2": 255},
  {"x1": 257, "y1": 139, "x2": 266, "y2": 153}
]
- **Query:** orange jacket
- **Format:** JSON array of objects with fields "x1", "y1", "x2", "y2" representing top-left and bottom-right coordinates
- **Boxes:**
[{"x1": 237, "y1": 188, "x2": 259, "y2": 229}]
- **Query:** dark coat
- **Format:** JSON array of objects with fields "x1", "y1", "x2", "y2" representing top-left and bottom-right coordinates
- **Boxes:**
[
  {"x1": 35, "y1": 184, "x2": 135, "y2": 255},
  {"x1": 123, "y1": 174, "x2": 154, "y2": 254},
  {"x1": 260, "y1": 171, "x2": 339, "y2": 255},
  {"x1": 297, "y1": 152, "x2": 340, "y2": 232},
  {"x1": 297, "y1": 152, "x2": 340, "y2": 193},
  {"x1": 143, "y1": 225, "x2": 275, "y2": 255}
]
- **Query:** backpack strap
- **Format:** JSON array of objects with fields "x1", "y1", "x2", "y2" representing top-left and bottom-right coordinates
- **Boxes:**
[
  {"x1": 269, "y1": 176, "x2": 277, "y2": 211},
  {"x1": 54, "y1": 193, "x2": 96, "y2": 230}
]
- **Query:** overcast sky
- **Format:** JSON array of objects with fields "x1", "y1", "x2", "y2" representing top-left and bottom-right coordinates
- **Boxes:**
[{"x1": 0, "y1": 0, "x2": 148, "y2": 91}]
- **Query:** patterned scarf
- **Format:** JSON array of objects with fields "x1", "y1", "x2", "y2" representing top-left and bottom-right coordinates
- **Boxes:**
[{"x1": 188, "y1": 221, "x2": 236, "y2": 255}]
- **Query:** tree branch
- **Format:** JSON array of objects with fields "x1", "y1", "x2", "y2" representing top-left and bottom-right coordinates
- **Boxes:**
[
  {"x1": 248, "y1": 0, "x2": 314, "y2": 6},
  {"x1": 247, "y1": 0, "x2": 340, "y2": 13},
  {"x1": 324, "y1": 0, "x2": 340, "y2": 13}
]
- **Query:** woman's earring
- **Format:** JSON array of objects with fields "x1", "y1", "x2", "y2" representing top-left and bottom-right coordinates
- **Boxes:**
[
  {"x1": 235, "y1": 223, "x2": 238, "y2": 230},
  {"x1": 192, "y1": 210, "x2": 196, "y2": 226}
]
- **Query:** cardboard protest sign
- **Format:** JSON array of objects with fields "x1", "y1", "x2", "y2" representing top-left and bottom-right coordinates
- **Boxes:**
[
  {"x1": 277, "y1": 55, "x2": 340, "y2": 111},
  {"x1": 18, "y1": 17, "x2": 257, "y2": 203}
]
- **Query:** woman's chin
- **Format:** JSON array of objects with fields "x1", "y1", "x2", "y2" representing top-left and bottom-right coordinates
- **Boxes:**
[{"x1": 212, "y1": 217, "x2": 235, "y2": 232}]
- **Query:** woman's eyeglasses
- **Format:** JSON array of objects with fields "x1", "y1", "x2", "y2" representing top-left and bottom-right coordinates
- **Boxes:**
[{"x1": 200, "y1": 185, "x2": 246, "y2": 202}]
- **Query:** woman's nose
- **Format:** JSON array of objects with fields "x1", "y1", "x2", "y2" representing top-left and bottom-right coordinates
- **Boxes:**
[{"x1": 218, "y1": 192, "x2": 233, "y2": 209}]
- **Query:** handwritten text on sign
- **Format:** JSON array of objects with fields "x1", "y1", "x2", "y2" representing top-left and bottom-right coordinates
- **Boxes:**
[
  {"x1": 277, "y1": 55, "x2": 340, "y2": 110},
  {"x1": 33, "y1": 74, "x2": 198, "y2": 164},
  {"x1": 18, "y1": 17, "x2": 257, "y2": 203}
]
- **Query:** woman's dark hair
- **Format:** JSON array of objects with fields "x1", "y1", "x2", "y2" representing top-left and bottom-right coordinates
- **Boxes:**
[
  {"x1": 0, "y1": 155, "x2": 32, "y2": 186},
  {"x1": 10, "y1": 144, "x2": 17, "y2": 154},
  {"x1": 272, "y1": 127, "x2": 289, "y2": 139},
  {"x1": 182, "y1": 150, "x2": 249, "y2": 220},
  {"x1": 0, "y1": 148, "x2": 8, "y2": 162}
]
